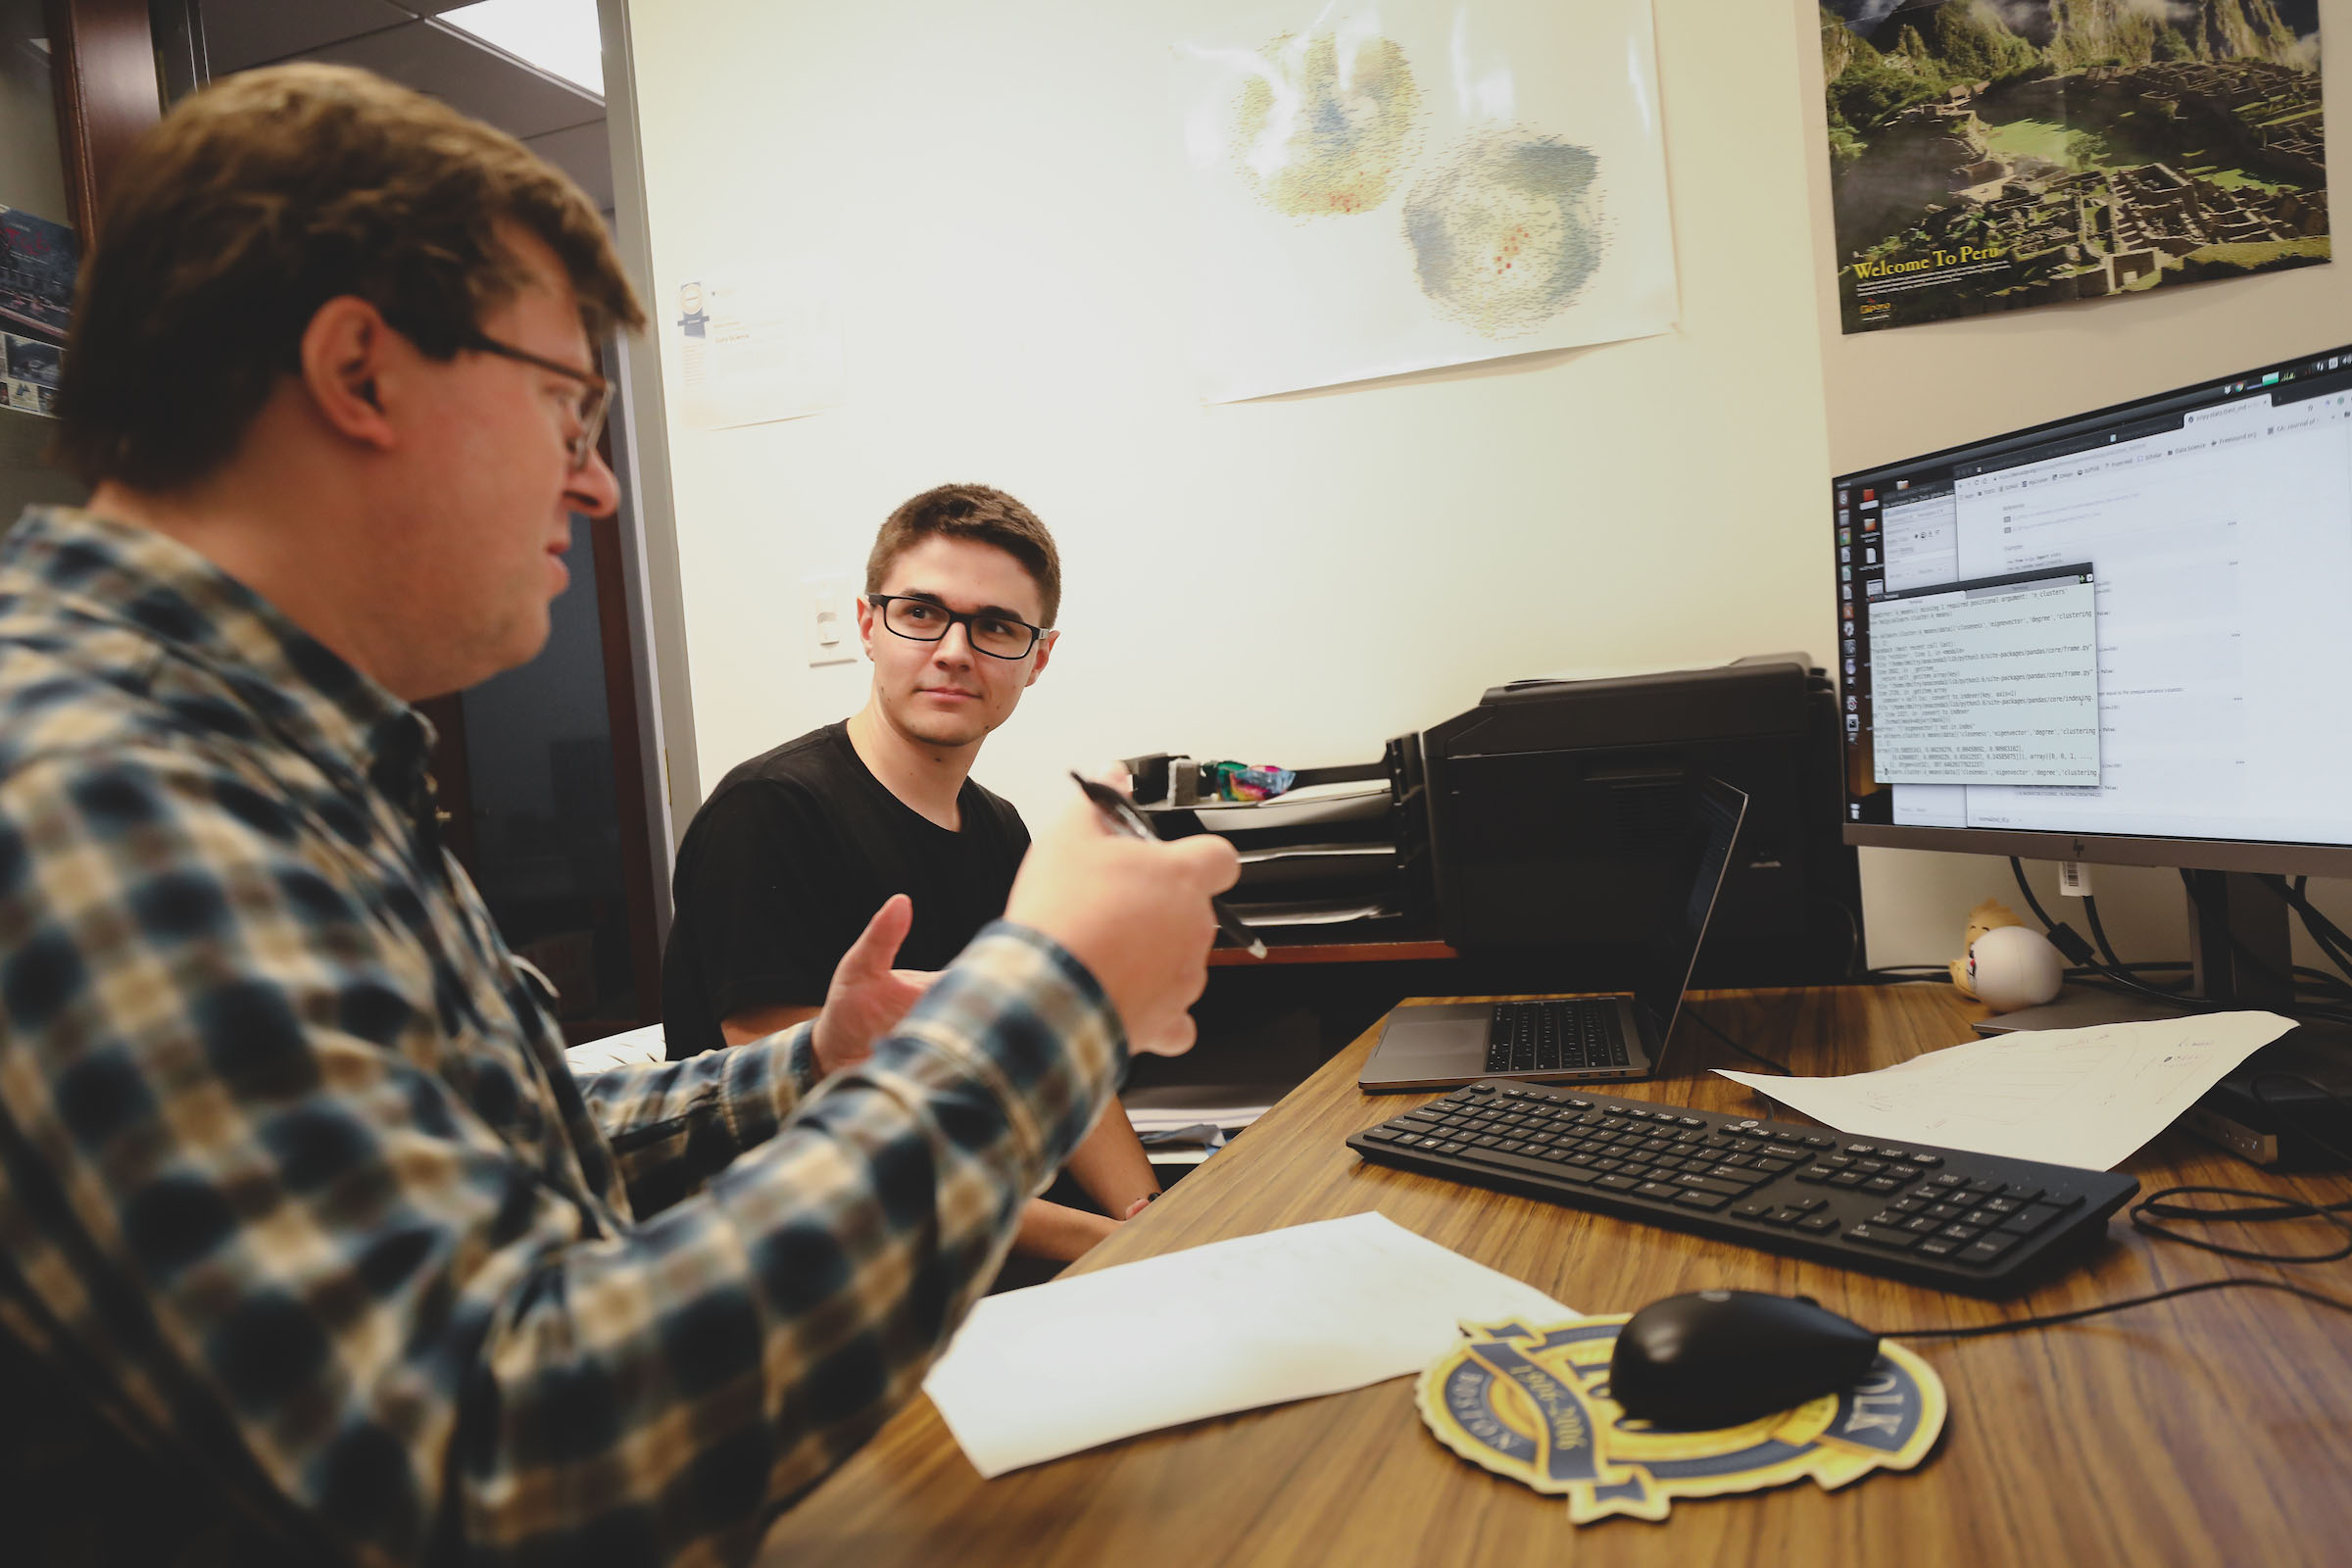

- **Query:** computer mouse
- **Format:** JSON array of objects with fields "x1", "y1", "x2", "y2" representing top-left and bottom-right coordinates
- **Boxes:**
[{"x1": 1608, "y1": 1289, "x2": 1883, "y2": 1430}]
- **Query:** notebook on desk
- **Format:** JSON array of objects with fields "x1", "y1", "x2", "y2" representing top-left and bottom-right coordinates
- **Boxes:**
[{"x1": 1357, "y1": 778, "x2": 1746, "y2": 1092}]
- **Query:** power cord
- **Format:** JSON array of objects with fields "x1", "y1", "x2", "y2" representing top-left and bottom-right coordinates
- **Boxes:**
[
  {"x1": 1879, "y1": 1277, "x2": 2352, "y2": 1340},
  {"x1": 2266, "y1": 875, "x2": 2352, "y2": 988},
  {"x1": 2010, "y1": 858, "x2": 2204, "y2": 1010},
  {"x1": 1680, "y1": 1004, "x2": 1791, "y2": 1075},
  {"x1": 2175, "y1": 870, "x2": 2352, "y2": 1023},
  {"x1": 1880, "y1": 1074, "x2": 2352, "y2": 1338}
]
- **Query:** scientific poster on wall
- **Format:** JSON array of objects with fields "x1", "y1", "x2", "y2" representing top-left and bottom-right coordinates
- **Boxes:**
[
  {"x1": 1820, "y1": 1, "x2": 2327, "y2": 334},
  {"x1": 669, "y1": 270, "x2": 845, "y2": 430},
  {"x1": 1174, "y1": 0, "x2": 1679, "y2": 403}
]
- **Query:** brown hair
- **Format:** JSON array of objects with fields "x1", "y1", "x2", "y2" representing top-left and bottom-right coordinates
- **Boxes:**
[
  {"x1": 866, "y1": 484, "x2": 1063, "y2": 626},
  {"x1": 53, "y1": 63, "x2": 645, "y2": 490}
]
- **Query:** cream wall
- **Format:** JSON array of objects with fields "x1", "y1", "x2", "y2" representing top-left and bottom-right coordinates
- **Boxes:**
[
  {"x1": 625, "y1": 0, "x2": 2351, "y2": 978},
  {"x1": 1794, "y1": 0, "x2": 2352, "y2": 970}
]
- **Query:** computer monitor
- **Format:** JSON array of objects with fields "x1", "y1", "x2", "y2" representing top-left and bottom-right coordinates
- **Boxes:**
[{"x1": 1833, "y1": 342, "x2": 2352, "y2": 1015}]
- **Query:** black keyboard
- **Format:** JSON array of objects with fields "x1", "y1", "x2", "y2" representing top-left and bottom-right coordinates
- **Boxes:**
[
  {"x1": 1488, "y1": 1000, "x2": 1628, "y2": 1074},
  {"x1": 1347, "y1": 1080, "x2": 2140, "y2": 1296}
]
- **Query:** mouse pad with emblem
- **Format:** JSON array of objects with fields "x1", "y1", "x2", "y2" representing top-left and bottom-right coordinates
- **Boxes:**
[{"x1": 1416, "y1": 1314, "x2": 1945, "y2": 1523}]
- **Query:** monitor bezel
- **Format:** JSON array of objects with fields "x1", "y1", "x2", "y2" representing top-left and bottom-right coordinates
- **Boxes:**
[{"x1": 1833, "y1": 338, "x2": 2352, "y2": 880}]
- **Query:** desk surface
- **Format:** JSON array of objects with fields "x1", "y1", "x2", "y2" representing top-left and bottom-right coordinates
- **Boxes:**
[{"x1": 760, "y1": 986, "x2": 2352, "y2": 1568}]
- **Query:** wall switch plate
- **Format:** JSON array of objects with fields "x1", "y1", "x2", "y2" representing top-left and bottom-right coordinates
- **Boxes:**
[{"x1": 805, "y1": 571, "x2": 858, "y2": 666}]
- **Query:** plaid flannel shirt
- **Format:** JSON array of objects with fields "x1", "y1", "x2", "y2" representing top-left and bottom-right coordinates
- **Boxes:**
[{"x1": 0, "y1": 508, "x2": 1125, "y2": 1565}]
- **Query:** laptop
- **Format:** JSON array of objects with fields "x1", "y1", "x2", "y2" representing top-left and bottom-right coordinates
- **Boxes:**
[{"x1": 1357, "y1": 777, "x2": 1747, "y2": 1092}]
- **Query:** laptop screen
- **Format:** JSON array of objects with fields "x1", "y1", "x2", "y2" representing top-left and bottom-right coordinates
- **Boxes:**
[{"x1": 1630, "y1": 777, "x2": 1748, "y2": 1051}]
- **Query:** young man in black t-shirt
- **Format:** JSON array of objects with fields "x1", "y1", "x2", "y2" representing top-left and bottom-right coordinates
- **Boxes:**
[{"x1": 663, "y1": 484, "x2": 1160, "y2": 1259}]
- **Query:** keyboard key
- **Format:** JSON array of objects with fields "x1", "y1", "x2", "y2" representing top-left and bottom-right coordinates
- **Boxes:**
[
  {"x1": 1916, "y1": 1238, "x2": 1960, "y2": 1257},
  {"x1": 1863, "y1": 1177, "x2": 1905, "y2": 1194},
  {"x1": 1937, "y1": 1224, "x2": 1985, "y2": 1243},
  {"x1": 1675, "y1": 1173, "x2": 1749, "y2": 1198},
  {"x1": 2002, "y1": 1184, "x2": 2045, "y2": 1203},
  {"x1": 1902, "y1": 1216, "x2": 1942, "y2": 1235},
  {"x1": 1980, "y1": 1197, "x2": 2024, "y2": 1216},
  {"x1": 1676, "y1": 1190, "x2": 1734, "y2": 1210},
  {"x1": 1795, "y1": 1213, "x2": 1839, "y2": 1234},
  {"x1": 1761, "y1": 1207, "x2": 1802, "y2": 1226},
  {"x1": 1732, "y1": 1200, "x2": 1774, "y2": 1219},
  {"x1": 1820, "y1": 1155, "x2": 1854, "y2": 1170},
  {"x1": 1795, "y1": 1166, "x2": 1836, "y2": 1183},
  {"x1": 1595, "y1": 1174, "x2": 1641, "y2": 1192},
  {"x1": 1847, "y1": 1145, "x2": 1876, "y2": 1155},
  {"x1": 1998, "y1": 1203, "x2": 2067, "y2": 1237},
  {"x1": 1909, "y1": 1152, "x2": 1943, "y2": 1168},
  {"x1": 1829, "y1": 1171, "x2": 1869, "y2": 1187},
  {"x1": 1959, "y1": 1235, "x2": 2018, "y2": 1266},
  {"x1": 1439, "y1": 1142, "x2": 1466, "y2": 1154},
  {"x1": 1635, "y1": 1181, "x2": 1682, "y2": 1200},
  {"x1": 1800, "y1": 1134, "x2": 1836, "y2": 1149},
  {"x1": 1845, "y1": 1224, "x2": 1917, "y2": 1250}
]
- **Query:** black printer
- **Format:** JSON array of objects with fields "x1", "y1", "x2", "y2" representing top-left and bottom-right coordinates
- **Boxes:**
[{"x1": 1421, "y1": 654, "x2": 1861, "y2": 984}]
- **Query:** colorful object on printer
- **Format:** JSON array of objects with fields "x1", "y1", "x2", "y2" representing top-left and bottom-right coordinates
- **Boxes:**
[
  {"x1": 1206, "y1": 760, "x2": 1298, "y2": 802},
  {"x1": 1417, "y1": 1314, "x2": 1944, "y2": 1523}
]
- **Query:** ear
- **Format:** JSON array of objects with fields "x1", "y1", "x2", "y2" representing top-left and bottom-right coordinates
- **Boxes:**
[
  {"x1": 1024, "y1": 626, "x2": 1057, "y2": 688},
  {"x1": 854, "y1": 592, "x2": 877, "y2": 660},
  {"x1": 298, "y1": 296, "x2": 402, "y2": 455}
]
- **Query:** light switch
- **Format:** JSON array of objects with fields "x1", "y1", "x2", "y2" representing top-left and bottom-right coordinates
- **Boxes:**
[{"x1": 805, "y1": 571, "x2": 858, "y2": 666}]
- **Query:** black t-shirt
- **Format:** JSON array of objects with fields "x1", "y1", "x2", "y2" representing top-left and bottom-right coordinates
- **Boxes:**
[{"x1": 662, "y1": 721, "x2": 1030, "y2": 1059}]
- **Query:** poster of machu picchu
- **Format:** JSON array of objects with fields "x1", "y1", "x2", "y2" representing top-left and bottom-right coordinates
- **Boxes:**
[{"x1": 1821, "y1": 1, "x2": 2326, "y2": 333}]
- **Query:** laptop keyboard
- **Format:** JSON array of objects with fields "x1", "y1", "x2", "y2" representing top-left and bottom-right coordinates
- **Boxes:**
[{"x1": 1488, "y1": 1000, "x2": 1630, "y2": 1074}]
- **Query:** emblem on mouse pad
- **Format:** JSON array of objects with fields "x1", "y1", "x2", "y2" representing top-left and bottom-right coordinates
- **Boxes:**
[{"x1": 1417, "y1": 1315, "x2": 1945, "y2": 1523}]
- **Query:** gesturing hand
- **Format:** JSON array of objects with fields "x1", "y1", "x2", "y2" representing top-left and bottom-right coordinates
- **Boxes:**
[
  {"x1": 811, "y1": 895, "x2": 938, "y2": 1078},
  {"x1": 1004, "y1": 782, "x2": 1241, "y2": 1056}
]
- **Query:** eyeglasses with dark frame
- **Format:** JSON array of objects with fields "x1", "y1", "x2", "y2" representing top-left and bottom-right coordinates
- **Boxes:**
[
  {"x1": 456, "y1": 328, "x2": 612, "y2": 471},
  {"x1": 866, "y1": 594, "x2": 1050, "y2": 660}
]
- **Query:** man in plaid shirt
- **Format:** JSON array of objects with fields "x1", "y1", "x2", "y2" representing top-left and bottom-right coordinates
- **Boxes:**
[{"x1": 0, "y1": 66, "x2": 1236, "y2": 1567}]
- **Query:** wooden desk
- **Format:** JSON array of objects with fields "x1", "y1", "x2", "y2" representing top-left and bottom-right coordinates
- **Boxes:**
[{"x1": 760, "y1": 986, "x2": 2352, "y2": 1568}]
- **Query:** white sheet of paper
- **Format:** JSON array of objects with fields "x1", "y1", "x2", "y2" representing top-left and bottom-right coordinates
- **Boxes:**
[
  {"x1": 922, "y1": 1211, "x2": 1569, "y2": 1478},
  {"x1": 1716, "y1": 1011, "x2": 2296, "y2": 1170}
]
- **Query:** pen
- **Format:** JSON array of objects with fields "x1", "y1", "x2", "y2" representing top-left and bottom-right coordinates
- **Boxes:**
[{"x1": 1069, "y1": 771, "x2": 1267, "y2": 959}]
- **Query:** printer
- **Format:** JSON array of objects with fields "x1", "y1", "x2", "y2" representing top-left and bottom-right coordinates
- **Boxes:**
[{"x1": 1420, "y1": 654, "x2": 1861, "y2": 984}]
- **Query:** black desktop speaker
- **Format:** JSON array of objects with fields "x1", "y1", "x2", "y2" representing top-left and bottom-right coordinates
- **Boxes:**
[{"x1": 1421, "y1": 655, "x2": 1863, "y2": 986}]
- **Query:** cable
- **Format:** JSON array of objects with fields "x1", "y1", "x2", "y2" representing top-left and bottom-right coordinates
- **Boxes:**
[
  {"x1": 2178, "y1": 869, "x2": 2352, "y2": 1014},
  {"x1": 2267, "y1": 875, "x2": 2352, "y2": 987},
  {"x1": 1879, "y1": 1277, "x2": 2352, "y2": 1341},
  {"x1": 1680, "y1": 1004, "x2": 1790, "y2": 1075},
  {"x1": 1881, "y1": 1075, "x2": 2352, "y2": 1341},
  {"x1": 2080, "y1": 895, "x2": 2191, "y2": 993},
  {"x1": 2010, "y1": 858, "x2": 2204, "y2": 1010}
]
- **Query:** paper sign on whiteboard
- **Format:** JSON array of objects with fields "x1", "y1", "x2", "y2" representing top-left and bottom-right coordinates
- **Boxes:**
[{"x1": 672, "y1": 272, "x2": 845, "y2": 429}]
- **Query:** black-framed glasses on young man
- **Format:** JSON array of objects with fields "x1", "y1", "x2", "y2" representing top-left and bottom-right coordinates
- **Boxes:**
[
  {"x1": 866, "y1": 595, "x2": 1049, "y2": 660},
  {"x1": 457, "y1": 328, "x2": 612, "y2": 471}
]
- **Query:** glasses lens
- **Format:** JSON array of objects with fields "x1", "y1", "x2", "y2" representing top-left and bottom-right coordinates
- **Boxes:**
[
  {"x1": 968, "y1": 614, "x2": 1036, "y2": 659},
  {"x1": 884, "y1": 599, "x2": 947, "y2": 640},
  {"x1": 570, "y1": 382, "x2": 612, "y2": 470}
]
